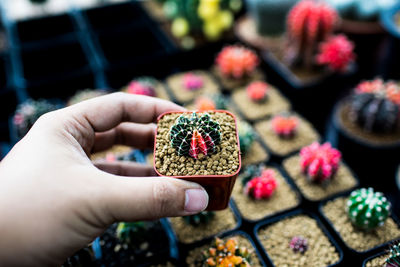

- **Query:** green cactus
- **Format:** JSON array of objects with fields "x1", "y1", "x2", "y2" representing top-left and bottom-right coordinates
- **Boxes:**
[
  {"x1": 182, "y1": 211, "x2": 215, "y2": 226},
  {"x1": 240, "y1": 164, "x2": 263, "y2": 186},
  {"x1": 386, "y1": 242, "x2": 400, "y2": 267},
  {"x1": 238, "y1": 121, "x2": 256, "y2": 154},
  {"x1": 170, "y1": 113, "x2": 221, "y2": 159},
  {"x1": 346, "y1": 188, "x2": 391, "y2": 231}
]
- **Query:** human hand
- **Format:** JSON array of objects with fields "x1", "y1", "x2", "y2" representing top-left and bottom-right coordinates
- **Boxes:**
[{"x1": 0, "y1": 93, "x2": 209, "y2": 267}]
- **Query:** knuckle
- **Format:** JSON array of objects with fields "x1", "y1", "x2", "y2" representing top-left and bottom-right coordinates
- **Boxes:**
[{"x1": 151, "y1": 180, "x2": 177, "y2": 216}]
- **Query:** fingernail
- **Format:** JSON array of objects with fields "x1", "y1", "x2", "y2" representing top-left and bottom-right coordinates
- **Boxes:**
[{"x1": 184, "y1": 189, "x2": 209, "y2": 212}]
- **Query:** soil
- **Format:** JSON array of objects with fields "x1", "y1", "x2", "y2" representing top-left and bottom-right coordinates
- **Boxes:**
[
  {"x1": 241, "y1": 140, "x2": 269, "y2": 166},
  {"x1": 232, "y1": 86, "x2": 291, "y2": 121},
  {"x1": 155, "y1": 112, "x2": 240, "y2": 176},
  {"x1": 169, "y1": 208, "x2": 237, "y2": 244},
  {"x1": 337, "y1": 102, "x2": 400, "y2": 146},
  {"x1": 122, "y1": 80, "x2": 170, "y2": 101},
  {"x1": 232, "y1": 166, "x2": 300, "y2": 221},
  {"x1": 283, "y1": 155, "x2": 358, "y2": 201},
  {"x1": 322, "y1": 197, "x2": 400, "y2": 252},
  {"x1": 258, "y1": 215, "x2": 340, "y2": 267},
  {"x1": 91, "y1": 145, "x2": 132, "y2": 161},
  {"x1": 365, "y1": 254, "x2": 389, "y2": 267},
  {"x1": 166, "y1": 71, "x2": 220, "y2": 103},
  {"x1": 186, "y1": 235, "x2": 262, "y2": 266},
  {"x1": 211, "y1": 65, "x2": 265, "y2": 91},
  {"x1": 255, "y1": 113, "x2": 320, "y2": 157}
]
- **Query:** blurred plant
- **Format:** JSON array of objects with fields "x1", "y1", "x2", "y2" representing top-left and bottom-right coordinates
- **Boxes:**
[
  {"x1": 194, "y1": 94, "x2": 228, "y2": 111},
  {"x1": 238, "y1": 120, "x2": 256, "y2": 155},
  {"x1": 271, "y1": 113, "x2": 299, "y2": 139},
  {"x1": 246, "y1": 81, "x2": 269, "y2": 102},
  {"x1": 289, "y1": 236, "x2": 308, "y2": 253},
  {"x1": 216, "y1": 45, "x2": 259, "y2": 79},
  {"x1": 183, "y1": 72, "x2": 204, "y2": 91},
  {"x1": 183, "y1": 211, "x2": 215, "y2": 226},
  {"x1": 203, "y1": 237, "x2": 252, "y2": 267},
  {"x1": 125, "y1": 77, "x2": 158, "y2": 97},
  {"x1": 244, "y1": 169, "x2": 278, "y2": 200},
  {"x1": 386, "y1": 242, "x2": 400, "y2": 267},
  {"x1": 240, "y1": 164, "x2": 263, "y2": 186}
]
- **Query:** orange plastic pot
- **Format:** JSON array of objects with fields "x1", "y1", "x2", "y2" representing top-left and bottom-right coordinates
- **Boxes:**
[{"x1": 153, "y1": 110, "x2": 241, "y2": 211}]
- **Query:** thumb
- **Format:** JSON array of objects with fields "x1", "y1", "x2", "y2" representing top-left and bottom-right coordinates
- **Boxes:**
[{"x1": 95, "y1": 171, "x2": 209, "y2": 223}]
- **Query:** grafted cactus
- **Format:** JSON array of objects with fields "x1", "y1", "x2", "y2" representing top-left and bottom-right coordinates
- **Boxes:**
[
  {"x1": 170, "y1": 113, "x2": 221, "y2": 159},
  {"x1": 286, "y1": 0, "x2": 338, "y2": 69},
  {"x1": 300, "y1": 142, "x2": 341, "y2": 184},
  {"x1": 346, "y1": 187, "x2": 391, "y2": 231},
  {"x1": 244, "y1": 169, "x2": 278, "y2": 200},
  {"x1": 240, "y1": 164, "x2": 263, "y2": 186},
  {"x1": 203, "y1": 237, "x2": 252, "y2": 267},
  {"x1": 195, "y1": 94, "x2": 227, "y2": 111},
  {"x1": 271, "y1": 113, "x2": 299, "y2": 138},
  {"x1": 183, "y1": 211, "x2": 215, "y2": 226},
  {"x1": 246, "y1": 81, "x2": 269, "y2": 102},
  {"x1": 216, "y1": 45, "x2": 259, "y2": 79},
  {"x1": 349, "y1": 79, "x2": 400, "y2": 133},
  {"x1": 183, "y1": 72, "x2": 204, "y2": 91},
  {"x1": 126, "y1": 77, "x2": 157, "y2": 97}
]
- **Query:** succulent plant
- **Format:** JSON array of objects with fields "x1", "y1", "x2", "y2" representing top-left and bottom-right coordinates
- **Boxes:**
[
  {"x1": 183, "y1": 72, "x2": 204, "y2": 91},
  {"x1": 116, "y1": 222, "x2": 147, "y2": 244},
  {"x1": 194, "y1": 94, "x2": 227, "y2": 111},
  {"x1": 349, "y1": 79, "x2": 400, "y2": 134},
  {"x1": 238, "y1": 121, "x2": 256, "y2": 155},
  {"x1": 325, "y1": 0, "x2": 397, "y2": 21},
  {"x1": 67, "y1": 89, "x2": 107, "y2": 106},
  {"x1": 203, "y1": 237, "x2": 252, "y2": 267},
  {"x1": 289, "y1": 236, "x2": 308, "y2": 253},
  {"x1": 13, "y1": 99, "x2": 62, "y2": 139},
  {"x1": 246, "y1": 81, "x2": 269, "y2": 102},
  {"x1": 126, "y1": 77, "x2": 157, "y2": 97},
  {"x1": 386, "y1": 242, "x2": 400, "y2": 267},
  {"x1": 240, "y1": 164, "x2": 263, "y2": 186},
  {"x1": 170, "y1": 112, "x2": 221, "y2": 159},
  {"x1": 346, "y1": 187, "x2": 391, "y2": 231},
  {"x1": 271, "y1": 113, "x2": 299, "y2": 139},
  {"x1": 286, "y1": 0, "x2": 338, "y2": 69},
  {"x1": 244, "y1": 169, "x2": 278, "y2": 200},
  {"x1": 316, "y1": 34, "x2": 356, "y2": 72},
  {"x1": 182, "y1": 211, "x2": 215, "y2": 226},
  {"x1": 300, "y1": 142, "x2": 342, "y2": 184},
  {"x1": 215, "y1": 45, "x2": 259, "y2": 79}
]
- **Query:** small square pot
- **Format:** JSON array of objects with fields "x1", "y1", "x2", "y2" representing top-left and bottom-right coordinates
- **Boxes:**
[
  {"x1": 320, "y1": 195, "x2": 400, "y2": 254},
  {"x1": 362, "y1": 251, "x2": 389, "y2": 267},
  {"x1": 282, "y1": 154, "x2": 358, "y2": 202},
  {"x1": 231, "y1": 84, "x2": 291, "y2": 121},
  {"x1": 154, "y1": 110, "x2": 241, "y2": 210}
]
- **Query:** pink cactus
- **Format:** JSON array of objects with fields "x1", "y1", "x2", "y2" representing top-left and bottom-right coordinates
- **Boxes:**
[
  {"x1": 215, "y1": 45, "x2": 259, "y2": 79},
  {"x1": 127, "y1": 81, "x2": 156, "y2": 97},
  {"x1": 316, "y1": 34, "x2": 355, "y2": 72},
  {"x1": 289, "y1": 236, "x2": 308, "y2": 253},
  {"x1": 246, "y1": 81, "x2": 269, "y2": 102},
  {"x1": 245, "y1": 169, "x2": 278, "y2": 200},
  {"x1": 183, "y1": 72, "x2": 204, "y2": 91},
  {"x1": 271, "y1": 114, "x2": 299, "y2": 138},
  {"x1": 355, "y1": 79, "x2": 400, "y2": 105},
  {"x1": 300, "y1": 142, "x2": 341, "y2": 183}
]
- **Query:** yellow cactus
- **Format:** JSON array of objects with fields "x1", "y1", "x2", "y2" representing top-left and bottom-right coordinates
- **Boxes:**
[
  {"x1": 204, "y1": 237, "x2": 252, "y2": 267},
  {"x1": 171, "y1": 17, "x2": 190, "y2": 38},
  {"x1": 198, "y1": 0, "x2": 220, "y2": 20}
]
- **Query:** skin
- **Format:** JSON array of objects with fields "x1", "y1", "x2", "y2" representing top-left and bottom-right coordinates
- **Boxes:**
[{"x1": 0, "y1": 93, "x2": 209, "y2": 267}]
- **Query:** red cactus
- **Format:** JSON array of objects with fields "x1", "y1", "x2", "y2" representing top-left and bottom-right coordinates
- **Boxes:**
[
  {"x1": 127, "y1": 80, "x2": 156, "y2": 97},
  {"x1": 271, "y1": 114, "x2": 299, "y2": 138},
  {"x1": 195, "y1": 96, "x2": 216, "y2": 111},
  {"x1": 355, "y1": 79, "x2": 384, "y2": 94},
  {"x1": 183, "y1": 72, "x2": 204, "y2": 91},
  {"x1": 355, "y1": 79, "x2": 400, "y2": 105},
  {"x1": 316, "y1": 34, "x2": 355, "y2": 72},
  {"x1": 386, "y1": 83, "x2": 400, "y2": 105},
  {"x1": 215, "y1": 45, "x2": 259, "y2": 79},
  {"x1": 245, "y1": 169, "x2": 278, "y2": 200},
  {"x1": 286, "y1": 0, "x2": 338, "y2": 69},
  {"x1": 246, "y1": 81, "x2": 269, "y2": 102},
  {"x1": 300, "y1": 142, "x2": 341, "y2": 183}
]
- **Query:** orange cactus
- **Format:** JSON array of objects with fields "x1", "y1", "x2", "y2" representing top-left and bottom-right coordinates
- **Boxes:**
[
  {"x1": 386, "y1": 82, "x2": 400, "y2": 105},
  {"x1": 271, "y1": 114, "x2": 299, "y2": 138},
  {"x1": 195, "y1": 96, "x2": 217, "y2": 111},
  {"x1": 204, "y1": 237, "x2": 252, "y2": 267},
  {"x1": 246, "y1": 81, "x2": 269, "y2": 102},
  {"x1": 216, "y1": 45, "x2": 259, "y2": 79}
]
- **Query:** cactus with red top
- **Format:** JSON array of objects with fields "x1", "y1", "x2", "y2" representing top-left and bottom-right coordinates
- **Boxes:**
[
  {"x1": 271, "y1": 113, "x2": 299, "y2": 138},
  {"x1": 349, "y1": 79, "x2": 400, "y2": 133},
  {"x1": 195, "y1": 94, "x2": 227, "y2": 111},
  {"x1": 244, "y1": 169, "x2": 278, "y2": 200},
  {"x1": 286, "y1": 0, "x2": 338, "y2": 69},
  {"x1": 289, "y1": 236, "x2": 308, "y2": 253},
  {"x1": 215, "y1": 45, "x2": 259, "y2": 79},
  {"x1": 126, "y1": 77, "x2": 157, "y2": 97},
  {"x1": 246, "y1": 81, "x2": 269, "y2": 102},
  {"x1": 183, "y1": 72, "x2": 204, "y2": 91},
  {"x1": 316, "y1": 34, "x2": 355, "y2": 72},
  {"x1": 203, "y1": 237, "x2": 252, "y2": 267},
  {"x1": 170, "y1": 112, "x2": 221, "y2": 159},
  {"x1": 300, "y1": 142, "x2": 341, "y2": 183}
]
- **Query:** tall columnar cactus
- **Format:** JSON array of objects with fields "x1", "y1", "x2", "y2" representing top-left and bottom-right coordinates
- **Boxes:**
[
  {"x1": 300, "y1": 142, "x2": 341, "y2": 184},
  {"x1": 244, "y1": 169, "x2": 278, "y2": 200},
  {"x1": 316, "y1": 34, "x2": 355, "y2": 72},
  {"x1": 346, "y1": 188, "x2": 391, "y2": 231},
  {"x1": 13, "y1": 99, "x2": 62, "y2": 139},
  {"x1": 215, "y1": 45, "x2": 259, "y2": 79},
  {"x1": 126, "y1": 77, "x2": 157, "y2": 97},
  {"x1": 203, "y1": 237, "x2": 252, "y2": 267},
  {"x1": 170, "y1": 113, "x2": 221, "y2": 159},
  {"x1": 286, "y1": 0, "x2": 338, "y2": 69},
  {"x1": 386, "y1": 242, "x2": 400, "y2": 267},
  {"x1": 246, "y1": 81, "x2": 269, "y2": 102},
  {"x1": 183, "y1": 211, "x2": 215, "y2": 226},
  {"x1": 271, "y1": 113, "x2": 299, "y2": 139},
  {"x1": 238, "y1": 121, "x2": 256, "y2": 154},
  {"x1": 183, "y1": 72, "x2": 204, "y2": 91},
  {"x1": 289, "y1": 236, "x2": 308, "y2": 253},
  {"x1": 349, "y1": 79, "x2": 400, "y2": 134}
]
